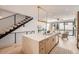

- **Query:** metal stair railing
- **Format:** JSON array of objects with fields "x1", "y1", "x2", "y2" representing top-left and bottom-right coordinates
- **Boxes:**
[{"x1": 0, "y1": 13, "x2": 33, "y2": 39}]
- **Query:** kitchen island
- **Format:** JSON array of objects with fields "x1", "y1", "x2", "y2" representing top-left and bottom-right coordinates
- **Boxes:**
[{"x1": 22, "y1": 32, "x2": 59, "y2": 54}]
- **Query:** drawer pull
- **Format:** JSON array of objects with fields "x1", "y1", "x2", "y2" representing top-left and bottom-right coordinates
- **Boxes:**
[
  {"x1": 52, "y1": 39, "x2": 54, "y2": 41},
  {"x1": 41, "y1": 48, "x2": 43, "y2": 50}
]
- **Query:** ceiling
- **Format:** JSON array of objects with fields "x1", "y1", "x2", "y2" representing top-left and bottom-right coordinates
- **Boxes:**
[
  {"x1": 0, "y1": 5, "x2": 79, "y2": 19},
  {"x1": 40, "y1": 5, "x2": 79, "y2": 18}
]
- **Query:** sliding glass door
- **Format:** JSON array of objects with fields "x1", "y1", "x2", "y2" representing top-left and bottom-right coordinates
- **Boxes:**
[{"x1": 59, "y1": 22, "x2": 74, "y2": 36}]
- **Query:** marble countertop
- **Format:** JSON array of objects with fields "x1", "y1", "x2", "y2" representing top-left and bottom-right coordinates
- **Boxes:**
[{"x1": 23, "y1": 32, "x2": 59, "y2": 41}]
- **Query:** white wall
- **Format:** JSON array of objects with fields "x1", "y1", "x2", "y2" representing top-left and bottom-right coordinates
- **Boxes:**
[
  {"x1": 0, "y1": 6, "x2": 38, "y2": 32},
  {"x1": 0, "y1": 5, "x2": 37, "y2": 18},
  {"x1": 0, "y1": 6, "x2": 38, "y2": 48},
  {"x1": 0, "y1": 8, "x2": 14, "y2": 18}
]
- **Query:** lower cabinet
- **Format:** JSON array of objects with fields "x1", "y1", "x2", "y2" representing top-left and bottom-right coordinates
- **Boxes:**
[
  {"x1": 39, "y1": 36, "x2": 57, "y2": 54},
  {"x1": 22, "y1": 35, "x2": 58, "y2": 54},
  {"x1": 45, "y1": 38, "x2": 51, "y2": 53},
  {"x1": 77, "y1": 35, "x2": 79, "y2": 49},
  {"x1": 39, "y1": 40, "x2": 46, "y2": 54}
]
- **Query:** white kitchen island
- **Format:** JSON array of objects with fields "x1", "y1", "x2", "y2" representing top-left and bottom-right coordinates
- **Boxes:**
[{"x1": 22, "y1": 32, "x2": 59, "y2": 54}]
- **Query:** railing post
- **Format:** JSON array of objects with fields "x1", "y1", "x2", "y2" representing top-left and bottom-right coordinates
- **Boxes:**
[
  {"x1": 14, "y1": 14, "x2": 16, "y2": 43},
  {"x1": 14, "y1": 14, "x2": 16, "y2": 25},
  {"x1": 14, "y1": 33, "x2": 16, "y2": 43}
]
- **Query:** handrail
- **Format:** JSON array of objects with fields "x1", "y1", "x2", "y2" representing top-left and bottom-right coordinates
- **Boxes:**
[
  {"x1": 0, "y1": 13, "x2": 16, "y2": 20},
  {"x1": 0, "y1": 13, "x2": 31, "y2": 20},
  {"x1": 15, "y1": 13, "x2": 31, "y2": 18},
  {"x1": 12, "y1": 31, "x2": 35, "y2": 33}
]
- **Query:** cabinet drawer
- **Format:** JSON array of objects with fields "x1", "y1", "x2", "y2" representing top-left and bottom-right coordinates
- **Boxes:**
[
  {"x1": 45, "y1": 38, "x2": 51, "y2": 53},
  {"x1": 39, "y1": 43, "x2": 45, "y2": 54},
  {"x1": 39, "y1": 40, "x2": 46, "y2": 54},
  {"x1": 39, "y1": 40, "x2": 45, "y2": 46}
]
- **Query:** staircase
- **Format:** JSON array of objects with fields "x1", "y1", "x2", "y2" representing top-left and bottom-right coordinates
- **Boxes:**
[{"x1": 0, "y1": 13, "x2": 33, "y2": 39}]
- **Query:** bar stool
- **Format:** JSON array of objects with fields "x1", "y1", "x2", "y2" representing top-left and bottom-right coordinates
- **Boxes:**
[{"x1": 61, "y1": 31, "x2": 69, "y2": 40}]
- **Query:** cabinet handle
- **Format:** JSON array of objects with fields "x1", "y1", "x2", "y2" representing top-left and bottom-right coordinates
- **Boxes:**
[
  {"x1": 41, "y1": 48, "x2": 43, "y2": 50},
  {"x1": 52, "y1": 39, "x2": 54, "y2": 41},
  {"x1": 46, "y1": 39, "x2": 49, "y2": 41}
]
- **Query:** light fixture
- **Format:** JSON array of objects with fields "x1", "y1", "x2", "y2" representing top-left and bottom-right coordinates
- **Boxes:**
[{"x1": 37, "y1": 6, "x2": 48, "y2": 23}]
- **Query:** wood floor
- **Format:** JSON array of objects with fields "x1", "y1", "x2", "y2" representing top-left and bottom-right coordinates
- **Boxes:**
[
  {"x1": 0, "y1": 43, "x2": 23, "y2": 54},
  {"x1": 50, "y1": 36, "x2": 79, "y2": 54},
  {"x1": 0, "y1": 36, "x2": 78, "y2": 54}
]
